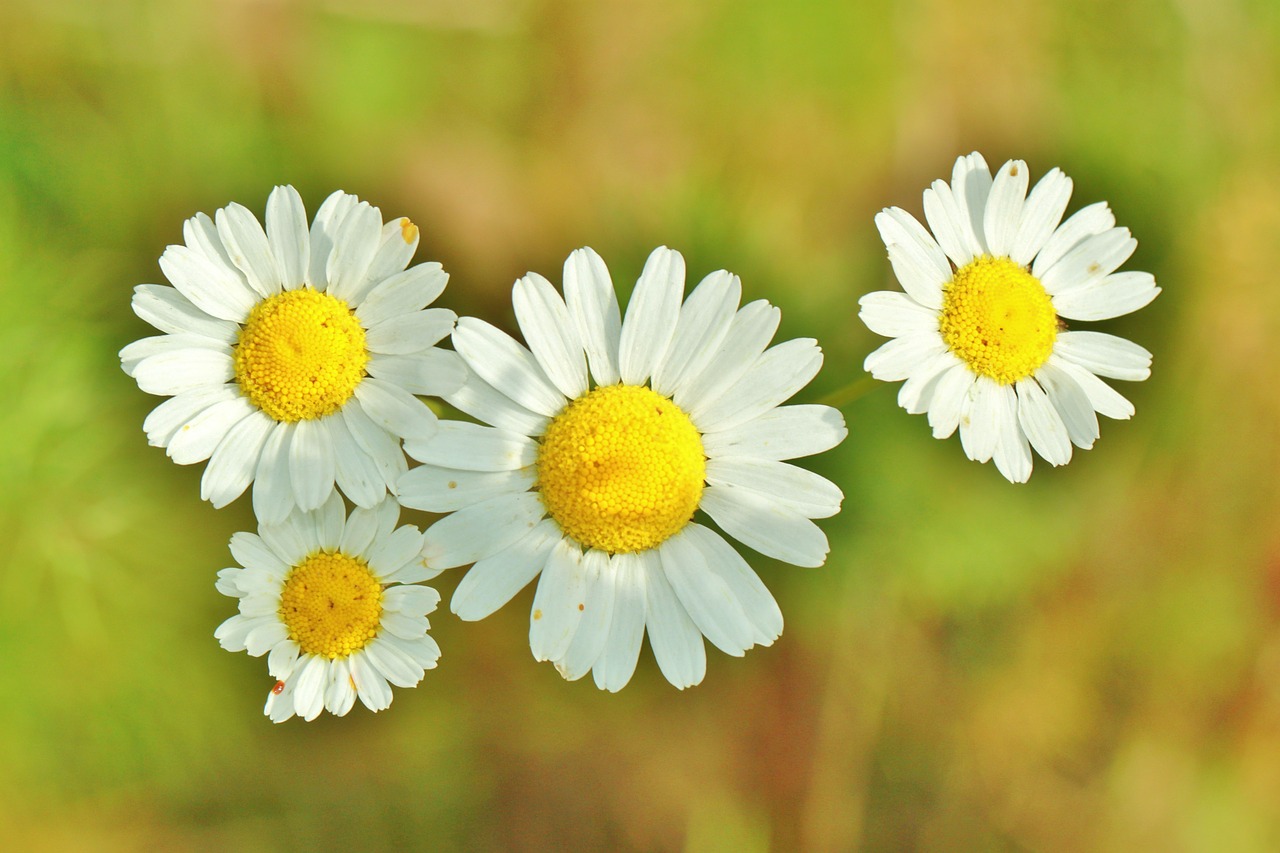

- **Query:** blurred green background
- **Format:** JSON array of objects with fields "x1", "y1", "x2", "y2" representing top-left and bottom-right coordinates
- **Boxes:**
[{"x1": 2, "y1": 0, "x2": 1279, "y2": 849}]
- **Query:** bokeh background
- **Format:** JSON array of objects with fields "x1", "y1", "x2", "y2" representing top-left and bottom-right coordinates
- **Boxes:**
[{"x1": 2, "y1": 0, "x2": 1279, "y2": 849}]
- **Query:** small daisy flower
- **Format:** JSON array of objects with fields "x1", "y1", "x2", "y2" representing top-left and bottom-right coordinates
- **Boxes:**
[
  {"x1": 215, "y1": 493, "x2": 441, "y2": 723},
  {"x1": 860, "y1": 153, "x2": 1160, "y2": 482},
  {"x1": 120, "y1": 186, "x2": 464, "y2": 524},
  {"x1": 399, "y1": 246, "x2": 847, "y2": 691}
]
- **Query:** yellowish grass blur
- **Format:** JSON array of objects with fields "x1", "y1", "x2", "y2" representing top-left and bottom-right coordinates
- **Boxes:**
[{"x1": 2, "y1": 0, "x2": 1278, "y2": 849}]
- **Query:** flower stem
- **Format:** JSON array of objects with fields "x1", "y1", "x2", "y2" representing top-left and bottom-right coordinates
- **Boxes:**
[{"x1": 815, "y1": 374, "x2": 882, "y2": 410}]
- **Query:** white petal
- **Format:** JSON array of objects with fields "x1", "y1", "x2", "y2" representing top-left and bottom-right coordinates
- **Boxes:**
[
  {"x1": 367, "y1": 526, "x2": 426, "y2": 580},
  {"x1": 683, "y1": 523, "x2": 782, "y2": 645},
  {"x1": 328, "y1": 411, "x2": 386, "y2": 508},
  {"x1": 1049, "y1": 356, "x2": 1135, "y2": 420},
  {"x1": 339, "y1": 503, "x2": 381, "y2": 558},
  {"x1": 368, "y1": 350, "x2": 466, "y2": 399},
  {"x1": 131, "y1": 284, "x2": 238, "y2": 343},
  {"x1": 618, "y1": 246, "x2": 685, "y2": 385},
  {"x1": 267, "y1": 640, "x2": 300, "y2": 681},
  {"x1": 702, "y1": 404, "x2": 847, "y2": 461},
  {"x1": 420, "y1": 491, "x2": 547, "y2": 570},
  {"x1": 691, "y1": 338, "x2": 823, "y2": 432},
  {"x1": 131, "y1": 347, "x2": 234, "y2": 396},
  {"x1": 556, "y1": 549, "x2": 615, "y2": 681},
  {"x1": 287, "y1": 418, "x2": 337, "y2": 512},
  {"x1": 158, "y1": 244, "x2": 258, "y2": 323},
  {"x1": 1039, "y1": 228, "x2": 1137, "y2": 295},
  {"x1": 120, "y1": 333, "x2": 229, "y2": 375},
  {"x1": 326, "y1": 202, "x2": 383, "y2": 304},
  {"x1": 673, "y1": 300, "x2": 779, "y2": 414},
  {"x1": 989, "y1": 383, "x2": 1032, "y2": 483},
  {"x1": 363, "y1": 637, "x2": 424, "y2": 688},
  {"x1": 451, "y1": 519, "x2": 560, "y2": 621},
  {"x1": 265, "y1": 185, "x2": 310, "y2": 290},
  {"x1": 1036, "y1": 361, "x2": 1100, "y2": 449},
  {"x1": 341, "y1": 400, "x2": 406, "y2": 494},
  {"x1": 897, "y1": 349, "x2": 960, "y2": 415},
  {"x1": 216, "y1": 202, "x2": 281, "y2": 297},
  {"x1": 451, "y1": 317, "x2": 566, "y2": 418},
  {"x1": 399, "y1": 465, "x2": 536, "y2": 513},
  {"x1": 366, "y1": 217, "x2": 420, "y2": 285},
  {"x1": 513, "y1": 272, "x2": 588, "y2": 399},
  {"x1": 349, "y1": 652, "x2": 393, "y2": 712},
  {"x1": 324, "y1": 658, "x2": 357, "y2": 716},
  {"x1": 353, "y1": 377, "x2": 438, "y2": 441},
  {"x1": 355, "y1": 262, "x2": 449, "y2": 327},
  {"x1": 143, "y1": 384, "x2": 238, "y2": 447},
  {"x1": 591, "y1": 552, "x2": 648, "y2": 692},
  {"x1": 950, "y1": 152, "x2": 994, "y2": 254},
  {"x1": 927, "y1": 363, "x2": 978, "y2": 439},
  {"x1": 307, "y1": 191, "x2": 359, "y2": 290},
  {"x1": 874, "y1": 208, "x2": 950, "y2": 310},
  {"x1": 366, "y1": 308, "x2": 456, "y2": 355},
  {"x1": 202, "y1": 409, "x2": 273, "y2": 507},
  {"x1": 563, "y1": 247, "x2": 621, "y2": 386},
  {"x1": 403, "y1": 421, "x2": 537, "y2": 473},
  {"x1": 444, "y1": 362, "x2": 550, "y2": 437},
  {"x1": 958, "y1": 377, "x2": 1003, "y2": 463},
  {"x1": 245, "y1": 620, "x2": 288, "y2": 657},
  {"x1": 858, "y1": 290, "x2": 939, "y2": 338},
  {"x1": 1015, "y1": 378, "x2": 1072, "y2": 467},
  {"x1": 705, "y1": 457, "x2": 843, "y2": 519},
  {"x1": 1052, "y1": 270, "x2": 1160, "y2": 322},
  {"x1": 863, "y1": 333, "x2": 947, "y2": 382},
  {"x1": 292, "y1": 656, "x2": 328, "y2": 721},
  {"x1": 983, "y1": 159, "x2": 1029, "y2": 258},
  {"x1": 652, "y1": 270, "x2": 742, "y2": 397},
  {"x1": 252, "y1": 423, "x2": 295, "y2": 526},
  {"x1": 659, "y1": 530, "x2": 756, "y2": 656},
  {"x1": 167, "y1": 395, "x2": 256, "y2": 465},
  {"x1": 923, "y1": 179, "x2": 980, "y2": 267},
  {"x1": 229, "y1": 531, "x2": 288, "y2": 576},
  {"x1": 383, "y1": 584, "x2": 441, "y2": 617},
  {"x1": 644, "y1": 553, "x2": 706, "y2": 690},
  {"x1": 1054, "y1": 331, "x2": 1152, "y2": 381},
  {"x1": 529, "y1": 538, "x2": 587, "y2": 663},
  {"x1": 1032, "y1": 202, "x2": 1116, "y2": 278},
  {"x1": 699, "y1": 486, "x2": 830, "y2": 568},
  {"x1": 1011, "y1": 168, "x2": 1072, "y2": 266}
]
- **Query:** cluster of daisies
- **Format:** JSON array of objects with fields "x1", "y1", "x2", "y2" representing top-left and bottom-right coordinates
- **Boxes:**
[{"x1": 120, "y1": 153, "x2": 1157, "y2": 722}]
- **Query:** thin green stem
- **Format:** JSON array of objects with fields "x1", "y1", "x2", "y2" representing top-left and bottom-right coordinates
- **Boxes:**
[{"x1": 814, "y1": 374, "x2": 883, "y2": 410}]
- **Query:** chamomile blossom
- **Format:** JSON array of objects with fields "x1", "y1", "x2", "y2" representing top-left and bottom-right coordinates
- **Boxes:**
[
  {"x1": 120, "y1": 186, "x2": 463, "y2": 524},
  {"x1": 860, "y1": 153, "x2": 1159, "y2": 482},
  {"x1": 215, "y1": 494, "x2": 441, "y2": 723},
  {"x1": 399, "y1": 246, "x2": 847, "y2": 691}
]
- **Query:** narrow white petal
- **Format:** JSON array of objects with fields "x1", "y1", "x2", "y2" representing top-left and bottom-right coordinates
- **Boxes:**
[
  {"x1": 252, "y1": 423, "x2": 295, "y2": 526},
  {"x1": 265, "y1": 185, "x2": 310, "y2": 290},
  {"x1": 897, "y1": 349, "x2": 960, "y2": 415},
  {"x1": 399, "y1": 465, "x2": 536, "y2": 513},
  {"x1": 353, "y1": 377, "x2": 438, "y2": 441},
  {"x1": 1011, "y1": 168, "x2": 1073, "y2": 266},
  {"x1": 307, "y1": 191, "x2": 359, "y2": 290},
  {"x1": 363, "y1": 637, "x2": 423, "y2": 688},
  {"x1": 292, "y1": 656, "x2": 328, "y2": 721},
  {"x1": 983, "y1": 159, "x2": 1029, "y2": 257},
  {"x1": 131, "y1": 284, "x2": 238, "y2": 342},
  {"x1": 216, "y1": 202, "x2": 281, "y2": 297},
  {"x1": 513, "y1": 271, "x2": 588, "y2": 399},
  {"x1": 327, "y1": 412, "x2": 385, "y2": 508},
  {"x1": 1049, "y1": 356, "x2": 1135, "y2": 420},
  {"x1": 529, "y1": 538, "x2": 587, "y2": 663},
  {"x1": 132, "y1": 347, "x2": 234, "y2": 396},
  {"x1": 874, "y1": 208, "x2": 950, "y2": 310},
  {"x1": 923, "y1": 180, "x2": 980, "y2": 267},
  {"x1": 341, "y1": 400, "x2": 406, "y2": 494},
  {"x1": 159, "y1": 243, "x2": 258, "y2": 323},
  {"x1": 287, "y1": 418, "x2": 337, "y2": 512},
  {"x1": 326, "y1": 202, "x2": 383, "y2": 304},
  {"x1": 166, "y1": 395, "x2": 255, "y2": 465},
  {"x1": 384, "y1": 584, "x2": 441, "y2": 617},
  {"x1": 619, "y1": 246, "x2": 685, "y2": 385},
  {"x1": 245, "y1": 621, "x2": 289, "y2": 657},
  {"x1": 563, "y1": 247, "x2": 621, "y2": 386},
  {"x1": 927, "y1": 363, "x2": 978, "y2": 439},
  {"x1": 683, "y1": 524, "x2": 782, "y2": 645},
  {"x1": 592, "y1": 552, "x2": 647, "y2": 692},
  {"x1": 1036, "y1": 361, "x2": 1100, "y2": 449},
  {"x1": 355, "y1": 262, "x2": 449, "y2": 327},
  {"x1": 705, "y1": 457, "x2": 843, "y2": 519},
  {"x1": 644, "y1": 553, "x2": 706, "y2": 690},
  {"x1": 420, "y1": 491, "x2": 547, "y2": 570},
  {"x1": 202, "y1": 409, "x2": 273, "y2": 507},
  {"x1": 349, "y1": 652, "x2": 393, "y2": 712},
  {"x1": 324, "y1": 658, "x2": 357, "y2": 716},
  {"x1": 1039, "y1": 228, "x2": 1137, "y2": 295},
  {"x1": 1054, "y1": 331, "x2": 1152, "y2": 381},
  {"x1": 653, "y1": 270, "x2": 743, "y2": 397},
  {"x1": 229, "y1": 531, "x2": 288, "y2": 576},
  {"x1": 674, "y1": 300, "x2": 779, "y2": 414},
  {"x1": 858, "y1": 290, "x2": 939, "y2": 338},
  {"x1": 368, "y1": 350, "x2": 466, "y2": 399},
  {"x1": 950, "y1": 152, "x2": 994, "y2": 254},
  {"x1": 445, "y1": 362, "x2": 550, "y2": 437},
  {"x1": 699, "y1": 486, "x2": 830, "y2": 568},
  {"x1": 339, "y1": 504, "x2": 381, "y2": 558},
  {"x1": 121, "y1": 333, "x2": 230, "y2": 376},
  {"x1": 659, "y1": 530, "x2": 756, "y2": 656},
  {"x1": 701, "y1": 404, "x2": 846, "y2": 461},
  {"x1": 989, "y1": 383, "x2": 1033, "y2": 483},
  {"x1": 1015, "y1": 378, "x2": 1072, "y2": 466},
  {"x1": 863, "y1": 333, "x2": 947, "y2": 382},
  {"x1": 691, "y1": 338, "x2": 823, "y2": 433},
  {"x1": 366, "y1": 308, "x2": 456, "y2": 355},
  {"x1": 1052, "y1": 270, "x2": 1160, "y2": 322},
  {"x1": 958, "y1": 376, "x2": 1002, "y2": 463},
  {"x1": 1031, "y1": 202, "x2": 1116, "y2": 278},
  {"x1": 267, "y1": 640, "x2": 300, "y2": 681},
  {"x1": 366, "y1": 217, "x2": 420, "y2": 285},
  {"x1": 556, "y1": 550, "x2": 615, "y2": 681},
  {"x1": 451, "y1": 519, "x2": 560, "y2": 621},
  {"x1": 367, "y1": 526, "x2": 426, "y2": 580},
  {"x1": 402, "y1": 421, "x2": 537, "y2": 473},
  {"x1": 452, "y1": 317, "x2": 566, "y2": 418},
  {"x1": 143, "y1": 384, "x2": 239, "y2": 447}
]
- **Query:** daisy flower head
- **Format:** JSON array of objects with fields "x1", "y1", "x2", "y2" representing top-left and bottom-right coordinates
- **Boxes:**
[
  {"x1": 399, "y1": 246, "x2": 847, "y2": 692},
  {"x1": 120, "y1": 186, "x2": 464, "y2": 524},
  {"x1": 215, "y1": 493, "x2": 442, "y2": 723},
  {"x1": 860, "y1": 153, "x2": 1160, "y2": 482}
]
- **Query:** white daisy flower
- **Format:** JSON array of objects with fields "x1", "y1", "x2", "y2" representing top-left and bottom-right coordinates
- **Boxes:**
[
  {"x1": 215, "y1": 493, "x2": 442, "y2": 723},
  {"x1": 860, "y1": 153, "x2": 1160, "y2": 482},
  {"x1": 120, "y1": 186, "x2": 464, "y2": 524},
  {"x1": 399, "y1": 246, "x2": 847, "y2": 692}
]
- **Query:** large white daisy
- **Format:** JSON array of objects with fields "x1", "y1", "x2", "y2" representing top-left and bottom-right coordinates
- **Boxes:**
[
  {"x1": 120, "y1": 186, "x2": 464, "y2": 524},
  {"x1": 215, "y1": 493, "x2": 441, "y2": 723},
  {"x1": 399, "y1": 246, "x2": 846, "y2": 691},
  {"x1": 860, "y1": 153, "x2": 1160, "y2": 482}
]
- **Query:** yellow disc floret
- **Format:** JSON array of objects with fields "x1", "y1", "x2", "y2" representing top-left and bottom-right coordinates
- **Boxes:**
[
  {"x1": 279, "y1": 551, "x2": 383, "y2": 659},
  {"x1": 938, "y1": 255, "x2": 1058, "y2": 385},
  {"x1": 537, "y1": 384, "x2": 706, "y2": 554},
  {"x1": 234, "y1": 289, "x2": 369, "y2": 422}
]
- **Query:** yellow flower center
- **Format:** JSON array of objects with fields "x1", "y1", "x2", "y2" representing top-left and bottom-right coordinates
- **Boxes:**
[
  {"x1": 536, "y1": 384, "x2": 706, "y2": 554},
  {"x1": 279, "y1": 551, "x2": 384, "y2": 659},
  {"x1": 234, "y1": 289, "x2": 369, "y2": 422},
  {"x1": 938, "y1": 255, "x2": 1058, "y2": 385}
]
